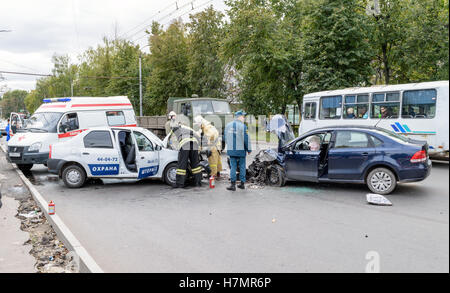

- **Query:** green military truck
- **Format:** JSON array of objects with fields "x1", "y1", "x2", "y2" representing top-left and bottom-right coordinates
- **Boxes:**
[{"x1": 137, "y1": 96, "x2": 233, "y2": 145}]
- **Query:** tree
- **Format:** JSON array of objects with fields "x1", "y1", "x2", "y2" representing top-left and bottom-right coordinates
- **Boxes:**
[
  {"x1": 394, "y1": 0, "x2": 449, "y2": 82},
  {"x1": 187, "y1": 6, "x2": 226, "y2": 99},
  {"x1": 105, "y1": 39, "x2": 148, "y2": 113},
  {"x1": 0, "y1": 89, "x2": 28, "y2": 118},
  {"x1": 145, "y1": 20, "x2": 190, "y2": 115},
  {"x1": 301, "y1": 0, "x2": 374, "y2": 92},
  {"x1": 222, "y1": 0, "x2": 304, "y2": 114}
]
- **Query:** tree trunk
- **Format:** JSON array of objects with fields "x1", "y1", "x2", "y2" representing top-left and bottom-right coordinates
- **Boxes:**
[{"x1": 382, "y1": 43, "x2": 390, "y2": 84}]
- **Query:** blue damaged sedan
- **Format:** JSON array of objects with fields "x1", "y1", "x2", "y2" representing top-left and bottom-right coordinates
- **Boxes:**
[{"x1": 258, "y1": 120, "x2": 432, "y2": 195}]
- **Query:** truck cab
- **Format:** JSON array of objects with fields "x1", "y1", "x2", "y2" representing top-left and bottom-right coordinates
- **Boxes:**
[{"x1": 169, "y1": 97, "x2": 233, "y2": 148}]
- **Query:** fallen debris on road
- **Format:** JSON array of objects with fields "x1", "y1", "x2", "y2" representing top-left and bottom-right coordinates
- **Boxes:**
[
  {"x1": 366, "y1": 193, "x2": 393, "y2": 206},
  {"x1": 17, "y1": 197, "x2": 79, "y2": 273}
]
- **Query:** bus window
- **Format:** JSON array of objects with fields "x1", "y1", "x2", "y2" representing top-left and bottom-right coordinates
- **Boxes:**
[
  {"x1": 371, "y1": 92, "x2": 400, "y2": 119},
  {"x1": 304, "y1": 102, "x2": 317, "y2": 120},
  {"x1": 320, "y1": 96, "x2": 342, "y2": 119},
  {"x1": 343, "y1": 94, "x2": 369, "y2": 119},
  {"x1": 402, "y1": 89, "x2": 436, "y2": 119}
]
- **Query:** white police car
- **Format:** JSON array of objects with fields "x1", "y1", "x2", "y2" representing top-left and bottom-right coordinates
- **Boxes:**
[{"x1": 47, "y1": 126, "x2": 198, "y2": 188}]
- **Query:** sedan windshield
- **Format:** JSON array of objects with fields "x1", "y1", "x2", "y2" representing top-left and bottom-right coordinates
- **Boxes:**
[{"x1": 25, "y1": 112, "x2": 63, "y2": 133}]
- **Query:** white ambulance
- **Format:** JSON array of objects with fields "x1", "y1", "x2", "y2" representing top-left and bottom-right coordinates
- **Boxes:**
[{"x1": 6, "y1": 96, "x2": 137, "y2": 171}]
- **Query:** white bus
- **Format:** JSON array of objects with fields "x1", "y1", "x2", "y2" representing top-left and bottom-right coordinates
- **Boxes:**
[{"x1": 299, "y1": 81, "x2": 449, "y2": 160}]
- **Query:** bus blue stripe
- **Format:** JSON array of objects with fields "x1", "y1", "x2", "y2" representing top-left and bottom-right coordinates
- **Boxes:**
[
  {"x1": 395, "y1": 122, "x2": 406, "y2": 133},
  {"x1": 402, "y1": 124, "x2": 412, "y2": 132},
  {"x1": 391, "y1": 124, "x2": 400, "y2": 132}
]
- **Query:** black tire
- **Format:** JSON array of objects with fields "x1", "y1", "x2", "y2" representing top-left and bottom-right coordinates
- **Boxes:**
[
  {"x1": 163, "y1": 162, "x2": 178, "y2": 186},
  {"x1": 268, "y1": 165, "x2": 286, "y2": 187},
  {"x1": 61, "y1": 164, "x2": 86, "y2": 188},
  {"x1": 17, "y1": 164, "x2": 33, "y2": 172},
  {"x1": 366, "y1": 167, "x2": 397, "y2": 195}
]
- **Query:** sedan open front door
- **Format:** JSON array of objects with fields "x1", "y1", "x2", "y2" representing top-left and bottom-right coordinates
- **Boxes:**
[{"x1": 284, "y1": 134, "x2": 324, "y2": 182}]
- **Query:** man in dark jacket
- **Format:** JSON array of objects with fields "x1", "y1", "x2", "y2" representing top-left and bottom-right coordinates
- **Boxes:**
[
  {"x1": 169, "y1": 122, "x2": 203, "y2": 188},
  {"x1": 224, "y1": 110, "x2": 251, "y2": 191}
]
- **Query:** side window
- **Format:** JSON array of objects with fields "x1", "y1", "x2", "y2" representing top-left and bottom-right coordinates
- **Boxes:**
[
  {"x1": 303, "y1": 102, "x2": 317, "y2": 120},
  {"x1": 343, "y1": 94, "x2": 369, "y2": 119},
  {"x1": 370, "y1": 135, "x2": 384, "y2": 147},
  {"x1": 133, "y1": 131, "x2": 154, "y2": 152},
  {"x1": 371, "y1": 92, "x2": 400, "y2": 119},
  {"x1": 334, "y1": 131, "x2": 371, "y2": 148},
  {"x1": 181, "y1": 103, "x2": 192, "y2": 116},
  {"x1": 106, "y1": 111, "x2": 126, "y2": 126},
  {"x1": 84, "y1": 131, "x2": 113, "y2": 149},
  {"x1": 402, "y1": 89, "x2": 436, "y2": 119},
  {"x1": 59, "y1": 113, "x2": 79, "y2": 133},
  {"x1": 320, "y1": 96, "x2": 342, "y2": 119},
  {"x1": 294, "y1": 134, "x2": 323, "y2": 151}
]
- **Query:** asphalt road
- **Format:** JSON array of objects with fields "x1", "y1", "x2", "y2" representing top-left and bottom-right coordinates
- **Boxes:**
[{"x1": 1, "y1": 141, "x2": 448, "y2": 272}]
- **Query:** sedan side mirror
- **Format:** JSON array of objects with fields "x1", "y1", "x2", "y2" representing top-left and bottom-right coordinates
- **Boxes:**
[{"x1": 155, "y1": 145, "x2": 162, "y2": 151}]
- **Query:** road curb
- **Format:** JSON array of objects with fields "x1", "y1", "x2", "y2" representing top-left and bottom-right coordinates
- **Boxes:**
[{"x1": 0, "y1": 143, "x2": 103, "y2": 273}]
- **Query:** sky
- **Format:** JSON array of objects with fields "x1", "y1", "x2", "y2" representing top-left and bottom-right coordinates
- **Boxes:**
[{"x1": 0, "y1": 0, "x2": 227, "y2": 95}]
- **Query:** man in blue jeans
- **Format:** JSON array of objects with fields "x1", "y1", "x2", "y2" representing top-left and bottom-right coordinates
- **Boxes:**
[{"x1": 225, "y1": 110, "x2": 251, "y2": 191}]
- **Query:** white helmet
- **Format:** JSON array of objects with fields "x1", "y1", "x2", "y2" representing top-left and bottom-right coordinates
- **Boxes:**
[{"x1": 168, "y1": 111, "x2": 177, "y2": 118}]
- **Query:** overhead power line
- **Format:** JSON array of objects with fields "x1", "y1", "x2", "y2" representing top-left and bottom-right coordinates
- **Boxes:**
[
  {"x1": 0, "y1": 70, "x2": 139, "y2": 80},
  {"x1": 0, "y1": 70, "x2": 51, "y2": 77},
  {"x1": 129, "y1": 0, "x2": 200, "y2": 43},
  {"x1": 118, "y1": 0, "x2": 178, "y2": 40},
  {"x1": 130, "y1": 0, "x2": 213, "y2": 44}
]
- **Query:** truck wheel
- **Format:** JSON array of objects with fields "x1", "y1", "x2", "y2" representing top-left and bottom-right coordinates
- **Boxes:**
[
  {"x1": 62, "y1": 164, "x2": 86, "y2": 188},
  {"x1": 17, "y1": 164, "x2": 33, "y2": 172},
  {"x1": 268, "y1": 165, "x2": 286, "y2": 187},
  {"x1": 163, "y1": 162, "x2": 178, "y2": 186},
  {"x1": 366, "y1": 167, "x2": 397, "y2": 195}
]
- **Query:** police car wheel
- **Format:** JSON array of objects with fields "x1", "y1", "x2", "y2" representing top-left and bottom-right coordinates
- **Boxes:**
[
  {"x1": 62, "y1": 165, "x2": 86, "y2": 188},
  {"x1": 164, "y1": 163, "x2": 178, "y2": 186}
]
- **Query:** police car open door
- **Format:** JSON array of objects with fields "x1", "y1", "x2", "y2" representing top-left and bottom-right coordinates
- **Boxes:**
[{"x1": 132, "y1": 130, "x2": 160, "y2": 179}]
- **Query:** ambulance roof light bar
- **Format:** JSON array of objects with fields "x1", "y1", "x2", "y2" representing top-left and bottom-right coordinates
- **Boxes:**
[{"x1": 43, "y1": 98, "x2": 72, "y2": 103}]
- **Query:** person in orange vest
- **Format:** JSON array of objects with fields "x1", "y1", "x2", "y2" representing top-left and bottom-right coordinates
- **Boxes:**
[{"x1": 194, "y1": 115, "x2": 223, "y2": 179}]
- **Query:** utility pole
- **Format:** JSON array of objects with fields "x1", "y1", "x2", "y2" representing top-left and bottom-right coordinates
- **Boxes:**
[
  {"x1": 139, "y1": 53, "x2": 143, "y2": 116},
  {"x1": 138, "y1": 44, "x2": 150, "y2": 117}
]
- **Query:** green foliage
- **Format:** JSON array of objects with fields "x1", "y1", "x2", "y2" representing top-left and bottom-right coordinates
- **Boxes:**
[
  {"x1": 19, "y1": 2, "x2": 448, "y2": 117},
  {"x1": 222, "y1": 0, "x2": 304, "y2": 114},
  {"x1": 1, "y1": 89, "x2": 28, "y2": 118},
  {"x1": 301, "y1": 0, "x2": 374, "y2": 93},
  {"x1": 145, "y1": 20, "x2": 190, "y2": 115},
  {"x1": 187, "y1": 6, "x2": 226, "y2": 99}
]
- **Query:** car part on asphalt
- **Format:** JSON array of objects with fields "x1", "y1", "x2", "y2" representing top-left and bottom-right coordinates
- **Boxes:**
[{"x1": 366, "y1": 193, "x2": 393, "y2": 206}]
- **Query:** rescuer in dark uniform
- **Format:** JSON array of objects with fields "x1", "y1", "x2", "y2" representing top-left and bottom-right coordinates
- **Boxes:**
[{"x1": 169, "y1": 122, "x2": 203, "y2": 188}]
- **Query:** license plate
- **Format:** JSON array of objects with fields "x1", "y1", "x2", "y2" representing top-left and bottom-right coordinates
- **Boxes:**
[{"x1": 9, "y1": 152, "x2": 20, "y2": 157}]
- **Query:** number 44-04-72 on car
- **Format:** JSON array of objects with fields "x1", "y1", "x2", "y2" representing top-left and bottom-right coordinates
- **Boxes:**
[{"x1": 249, "y1": 116, "x2": 431, "y2": 195}]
